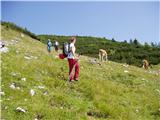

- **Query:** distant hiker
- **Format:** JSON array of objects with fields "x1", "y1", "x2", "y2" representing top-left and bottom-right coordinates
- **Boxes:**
[
  {"x1": 99, "y1": 49, "x2": 108, "y2": 61},
  {"x1": 67, "y1": 37, "x2": 80, "y2": 82},
  {"x1": 54, "y1": 40, "x2": 59, "y2": 52},
  {"x1": 47, "y1": 39, "x2": 52, "y2": 53},
  {"x1": 142, "y1": 59, "x2": 149, "y2": 70}
]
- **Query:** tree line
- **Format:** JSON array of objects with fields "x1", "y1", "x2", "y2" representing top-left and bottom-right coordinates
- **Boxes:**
[{"x1": 38, "y1": 35, "x2": 160, "y2": 66}]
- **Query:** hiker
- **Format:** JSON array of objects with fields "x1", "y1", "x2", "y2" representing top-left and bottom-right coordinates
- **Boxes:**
[
  {"x1": 67, "y1": 37, "x2": 80, "y2": 82},
  {"x1": 47, "y1": 39, "x2": 52, "y2": 53},
  {"x1": 54, "y1": 40, "x2": 59, "y2": 52},
  {"x1": 142, "y1": 59, "x2": 149, "y2": 70},
  {"x1": 99, "y1": 49, "x2": 108, "y2": 61}
]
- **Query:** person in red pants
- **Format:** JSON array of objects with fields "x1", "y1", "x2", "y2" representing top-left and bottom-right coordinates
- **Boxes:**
[{"x1": 67, "y1": 37, "x2": 80, "y2": 82}]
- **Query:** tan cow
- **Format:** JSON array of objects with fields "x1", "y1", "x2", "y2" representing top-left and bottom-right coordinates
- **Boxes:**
[
  {"x1": 99, "y1": 49, "x2": 108, "y2": 61},
  {"x1": 142, "y1": 59, "x2": 149, "y2": 69}
]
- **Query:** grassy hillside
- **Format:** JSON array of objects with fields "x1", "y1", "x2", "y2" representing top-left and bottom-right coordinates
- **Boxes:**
[{"x1": 1, "y1": 25, "x2": 160, "y2": 120}]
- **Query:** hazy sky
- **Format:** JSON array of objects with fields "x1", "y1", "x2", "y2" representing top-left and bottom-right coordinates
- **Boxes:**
[{"x1": 1, "y1": 1, "x2": 159, "y2": 43}]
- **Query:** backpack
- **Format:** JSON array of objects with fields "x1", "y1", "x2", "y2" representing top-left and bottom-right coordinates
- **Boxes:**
[
  {"x1": 63, "y1": 42, "x2": 70, "y2": 56},
  {"x1": 47, "y1": 41, "x2": 52, "y2": 47}
]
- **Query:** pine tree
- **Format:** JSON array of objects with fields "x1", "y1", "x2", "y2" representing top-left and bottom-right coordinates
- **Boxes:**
[
  {"x1": 133, "y1": 38, "x2": 139, "y2": 45},
  {"x1": 130, "y1": 39, "x2": 133, "y2": 44},
  {"x1": 112, "y1": 38, "x2": 116, "y2": 42}
]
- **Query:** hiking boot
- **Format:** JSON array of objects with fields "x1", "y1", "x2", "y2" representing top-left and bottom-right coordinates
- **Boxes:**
[{"x1": 69, "y1": 79, "x2": 74, "y2": 82}]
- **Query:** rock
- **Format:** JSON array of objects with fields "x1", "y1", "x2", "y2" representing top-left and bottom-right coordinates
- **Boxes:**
[
  {"x1": 37, "y1": 86, "x2": 45, "y2": 89},
  {"x1": 6, "y1": 96, "x2": 13, "y2": 101},
  {"x1": 5, "y1": 106, "x2": 8, "y2": 110},
  {"x1": 10, "y1": 83, "x2": 16, "y2": 89},
  {"x1": 9, "y1": 83, "x2": 20, "y2": 90},
  {"x1": 97, "y1": 63, "x2": 102, "y2": 66},
  {"x1": 30, "y1": 89, "x2": 35, "y2": 96},
  {"x1": 124, "y1": 70, "x2": 129, "y2": 73},
  {"x1": 16, "y1": 107, "x2": 26, "y2": 113},
  {"x1": 9, "y1": 39, "x2": 18, "y2": 45},
  {"x1": 16, "y1": 50, "x2": 19, "y2": 54},
  {"x1": 21, "y1": 77, "x2": 26, "y2": 81},
  {"x1": 30, "y1": 55, "x2": 38, "y2": 59},
  {"x1": 155, "y1": 89, "x2": 160, "y2": 95},
  {"x1": 135, "y1": 109, "x2": 139, "y2": 113},
  {"x1": 0, "y1": 47, "x2": 9, "y2": 53},
  {"x1": 0, "y1": 41, "x2": 6, "y2": 48},
  {"x1": 7, "y1": 98, "x2": 10, "y2": 101},
  {"x1": 0, "y1": 91, "x2": 5, "y2": 96},
  {"x1": 24, "y1": 55, "x2": 38, "y2": 60},
  {"x1": 11, "y1": 72, "x2": 20, "y2": 77},
  {"x1": 11, "y1": 39, "x2": 18, "y2": 43},
  {"x1": 17, "y1": 87, "x2": 20, "y2": 90},
  {"x1": 43, "y1": 91, "x2": 48, "y2": 96},
  {"x1": 24, "y1": 56, "x2": 31, "y2": 60},
  {"x1": 21, "y1": 33, "x2": 24, "y2": 38},
  {"x1": 90, "y1": 59, "x2": 102, "y2": 66},
  {"x1": 34, "y1": 114, "x2": 44, "y2": 120},
  {"x1": 90, "y1": 59, "x2": 97, "y2": 64},
  {"x1": 11, "y1": 72, "x2": 17, "y2": 76},
  {"x1": 122, "y1": 64, "x2": 129, "y2": 68}
]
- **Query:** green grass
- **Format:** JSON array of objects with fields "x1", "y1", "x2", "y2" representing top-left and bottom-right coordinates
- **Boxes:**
[{"x1": 1, "y1": 25, "x2": 160, "y2": 120}]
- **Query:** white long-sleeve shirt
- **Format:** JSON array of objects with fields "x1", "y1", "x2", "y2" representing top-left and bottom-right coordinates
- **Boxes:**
[{"x1": 67, "y1": 43, "x2": 75, "y2": 59}]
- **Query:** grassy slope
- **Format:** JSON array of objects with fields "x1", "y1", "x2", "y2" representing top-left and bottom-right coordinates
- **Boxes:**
[{"x1": 1, "y1": 26, "x2": 160, "y2": 120}]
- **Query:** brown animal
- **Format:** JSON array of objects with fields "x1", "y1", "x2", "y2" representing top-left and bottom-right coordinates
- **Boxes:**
[
  {"x1": 143, "y1": 59, "x2": 149, "y2": 69},
  {"x1": 99, "y1": 49, "x2": 108, "y2": 61}
]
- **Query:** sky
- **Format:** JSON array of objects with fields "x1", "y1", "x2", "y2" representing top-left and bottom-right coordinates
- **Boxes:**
[{"x1": 1, "y1": 1, "x2": 159, "y2": 43}]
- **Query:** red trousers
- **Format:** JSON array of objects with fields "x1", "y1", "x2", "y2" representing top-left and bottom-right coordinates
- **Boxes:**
[{"x1": 68, "y1": 58, "x2": 80, "y2": 80}]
